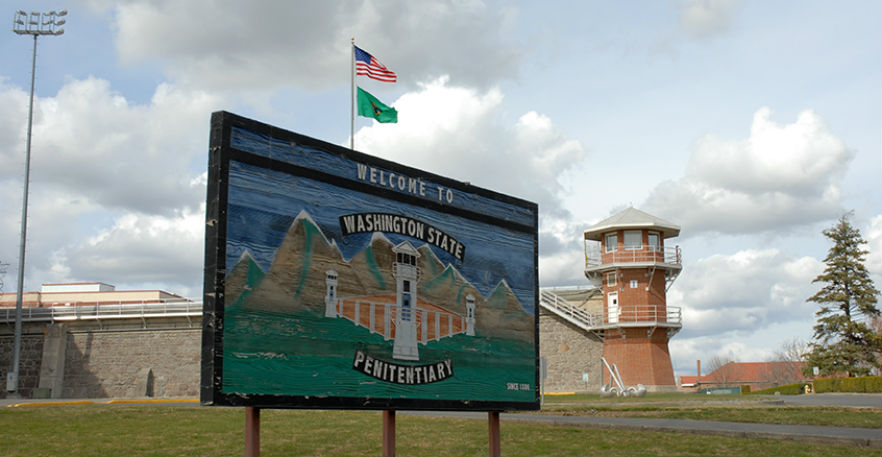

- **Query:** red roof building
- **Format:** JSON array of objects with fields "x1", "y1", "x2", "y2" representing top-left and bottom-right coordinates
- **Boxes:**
[{"x1": 679, "y1": 361, "x2": 809, "y2": 391}]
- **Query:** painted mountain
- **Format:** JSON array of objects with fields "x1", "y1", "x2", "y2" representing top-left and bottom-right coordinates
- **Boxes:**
[
  {"x1": 227, "y1": 210, "x2": 534, "y2": 342},
  {"x1": 224, "y1": 250, "x2": 264, "y2": 309}
]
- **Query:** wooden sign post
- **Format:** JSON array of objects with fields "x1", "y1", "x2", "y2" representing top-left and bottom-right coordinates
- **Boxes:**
[
  {"x1": 383, "y1": 410, "x2": 396, "y2": 457},
  {"x1": 245, "y1": 407, "x2": 260, "y2": 457},
  {"x1": 488, "y1": 412, "x2": 501, "y2": 457}
]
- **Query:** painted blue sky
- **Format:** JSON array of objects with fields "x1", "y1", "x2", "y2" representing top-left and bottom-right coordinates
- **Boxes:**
[
  {"x1": 1, "y1": 1, "x2": 879, "y2": 378},
  {"x1": 226, "y1": 159, "x2": 536, "y2": 310}
]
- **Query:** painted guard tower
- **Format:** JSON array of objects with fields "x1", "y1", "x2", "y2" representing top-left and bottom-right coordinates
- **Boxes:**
[
  {"x1": 583, "y1": 207, "x2": 682, "y2": 390},
  {"x1": 392, "y1": 241, "x2": 421, "y2": 361}
]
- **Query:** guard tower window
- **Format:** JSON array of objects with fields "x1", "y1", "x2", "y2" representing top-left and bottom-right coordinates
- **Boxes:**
[
  {"x1": 648, "y1": 232, "x2": 660, "y2": 252},
  {"x1": 396, "y1": 253, "x2": 416, "y2": 265},
  {"x1": 605, "y1": 233, "x2": 618, "y2": 252},
  {"x1": 624, "y1": 231, "x2": 641, "y2": 250}
]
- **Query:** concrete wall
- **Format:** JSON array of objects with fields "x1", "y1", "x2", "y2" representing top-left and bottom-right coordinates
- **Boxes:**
[
  {"x1": 1, "y1": 320, "x2": 200, "y2": 399},
  {"x1": 0, "y1": 333, "x2": 44, "y2": 398},
  {"x1": 63, "y1": 329, "x2": 200, "y2": 398},
  {"x1": 539, "y1": 312, "x2": 603, "y2": 393}
]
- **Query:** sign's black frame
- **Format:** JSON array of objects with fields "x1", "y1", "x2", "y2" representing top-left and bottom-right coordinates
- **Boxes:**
[{"x1": 201, "y1": 111, "x2": 540, "y2": 411}]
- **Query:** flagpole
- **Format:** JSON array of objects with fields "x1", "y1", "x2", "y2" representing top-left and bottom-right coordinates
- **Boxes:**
[{"x1": 350, "y1": 38, "x2": 355, "y2": 150}]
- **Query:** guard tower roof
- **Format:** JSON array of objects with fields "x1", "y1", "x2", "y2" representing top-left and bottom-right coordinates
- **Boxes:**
[{"x1": 583, "y1": 207, "x2": 680, "y2": 240}]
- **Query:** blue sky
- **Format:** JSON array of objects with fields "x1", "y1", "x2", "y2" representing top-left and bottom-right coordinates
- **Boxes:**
[{"x1": 1, "y1": 0, "x2": 879, "y2": 378}]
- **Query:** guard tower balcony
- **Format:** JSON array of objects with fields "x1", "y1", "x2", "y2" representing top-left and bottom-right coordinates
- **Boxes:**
[
  {"x1": 585, "y1": 242, "x2": 682, "y2": 269},
  {"x1": 584, "y1": 241, "x2": 683, "y2": 291}
]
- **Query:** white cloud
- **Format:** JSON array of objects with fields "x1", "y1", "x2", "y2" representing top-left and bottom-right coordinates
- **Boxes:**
[
  {"x1": 645, "y1": 107, "x2": 852, "y2": 234},
  {"x1": 679, "y1": 0, "x2": 741, "y2": 39},
  {"x1": 669, "y1": 248, "x2": 823, "y2": 338},
  {"x1": 0, "y1": 77, "x2": 219, "y2": 295},
  {"x1": 355, "y1": 77, "x2": 587, "y2": 218},
  {"x1": 1, "y1": 77, "x2": 222, "y2": 215},
  {"x1": 45, "y1": 206, "x2": 205, "y2": 297},
  {"x1": 102, "y1": 0, "x2": 520, "y2": 90},
  {"x1": 864, "y1": 215, "x2": 882, "y2": 290}
]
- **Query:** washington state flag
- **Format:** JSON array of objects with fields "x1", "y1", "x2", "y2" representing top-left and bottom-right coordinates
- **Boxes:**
[{"x1": 357, "y1": 87, "x2": 398, "y2": 123}]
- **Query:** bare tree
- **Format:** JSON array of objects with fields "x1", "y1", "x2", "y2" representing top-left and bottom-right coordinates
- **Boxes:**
[
  {"x1": 870, "y1": 315, "x2": 882, "y2": 375},
  {"x1": 706, "y1": 355, "x2": 735, "y2": 386},
  {"x1": 0, "y1": 260, "x2": 8, "y2": 292},
  {"x1": 764, "y1": 338, "x2": 809, "y2": 386}
]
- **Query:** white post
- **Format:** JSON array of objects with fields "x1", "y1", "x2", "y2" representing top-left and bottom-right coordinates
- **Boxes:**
[{"x1": 350, "y1": 38, "x2": 355, "y2": 150}]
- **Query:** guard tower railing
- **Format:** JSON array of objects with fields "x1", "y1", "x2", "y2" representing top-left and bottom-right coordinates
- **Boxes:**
[
  {"x1": 585, "y1": 243, "x2": 681, "y2": 268},
  {"x1": 602, "y1": 304, "x2": 681, "y2": 326}
]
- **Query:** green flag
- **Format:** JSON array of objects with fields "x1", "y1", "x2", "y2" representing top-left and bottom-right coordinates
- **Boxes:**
[{"x1": 357, "y1": 87, "x2": 398, "y2": 123}]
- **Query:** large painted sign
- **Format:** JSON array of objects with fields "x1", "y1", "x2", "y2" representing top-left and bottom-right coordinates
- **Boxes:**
[{"x1": 201, "y1": 111, "x2": 539, "y2": 411}]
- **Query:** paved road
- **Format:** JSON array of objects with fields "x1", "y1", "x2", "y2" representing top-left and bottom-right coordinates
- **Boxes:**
[
  {"x1": 404, "y1": 394, "x2": 882, "y2": 449},
  {"x1": 756, "y1": 393, "x2": 882, "y2": 408},
  {"x1": 501, "y1": 413, "x2": 881, "y2": 448}
]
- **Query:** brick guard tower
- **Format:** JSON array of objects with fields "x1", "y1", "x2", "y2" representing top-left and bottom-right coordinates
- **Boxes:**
[{"x1": 583, "y1": 207, "x2": 682, "y2": 391}]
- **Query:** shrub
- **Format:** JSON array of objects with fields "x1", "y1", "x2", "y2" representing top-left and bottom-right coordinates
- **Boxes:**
[
  {"x1": 813, "y1": 376, "x2": 882, "y2": 393},
  {"x1": 740, "y1": 385, "x2": 751, "y2": 394}
]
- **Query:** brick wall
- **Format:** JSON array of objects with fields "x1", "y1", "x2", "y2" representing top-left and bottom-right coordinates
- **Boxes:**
[
  {"x1": 602, "y1": 328, "x2": 675, "y2": 387},
  {"x1": 63, "y1": 329, "x2": 201, "y2": 398}
]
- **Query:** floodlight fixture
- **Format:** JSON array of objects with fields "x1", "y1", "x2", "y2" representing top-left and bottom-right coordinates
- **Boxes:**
[{"x1": 13, "y1": 9, "x2": 67, "y2": 35}]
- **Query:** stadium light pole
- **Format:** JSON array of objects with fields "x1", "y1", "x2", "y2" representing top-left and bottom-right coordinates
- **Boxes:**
[{"x1": 7, "y1": 9, "x2": 66, "y2": 397}]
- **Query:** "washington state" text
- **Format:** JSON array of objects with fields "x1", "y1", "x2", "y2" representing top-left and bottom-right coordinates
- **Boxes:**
[{"x1": 339, "y1": 213, "x2": 465, "y2": 261}]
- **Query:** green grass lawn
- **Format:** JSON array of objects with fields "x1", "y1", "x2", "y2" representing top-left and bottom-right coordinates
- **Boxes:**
[
  {"x1": 539, "y1": 394, "x2": 880, "y2": 428},
  {"x1": 1, "y1": 404, "x2": 878, "y2": 457}
]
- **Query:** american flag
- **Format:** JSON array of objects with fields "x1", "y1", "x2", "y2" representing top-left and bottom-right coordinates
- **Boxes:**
[{"x1": 354, "y1": 45, "x2": 397, "y2": 83}]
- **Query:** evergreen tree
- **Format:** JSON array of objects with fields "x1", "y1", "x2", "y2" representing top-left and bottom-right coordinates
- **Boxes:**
[{"x1": 805, "y1": 213, "x2": 881, "y2": 377}]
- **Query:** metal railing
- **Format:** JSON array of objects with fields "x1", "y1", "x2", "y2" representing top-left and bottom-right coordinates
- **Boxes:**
[
  {"x1": 0, "y1": 300, "x2": 203, "y2": 323},
  {"x1": 539, "y1": 289, "x2": 682, "y2": 334},
  {"x1": 585, "y1": 243, "x2": 681, "y2": 268},
  {"x1": 602, "y1": 304, "x2": 681, "y2": 326},
  {"x1": 538, "y1": 289, "x2": 597, "y2": 331}
]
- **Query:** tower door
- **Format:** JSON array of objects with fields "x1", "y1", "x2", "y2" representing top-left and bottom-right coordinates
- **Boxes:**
[{"x1": 607, "y1": 292, "x2": 619, "y2": 324}]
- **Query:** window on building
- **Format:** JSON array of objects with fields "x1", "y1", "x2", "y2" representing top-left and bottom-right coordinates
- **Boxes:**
[
  {"x1": 624, "y1": 231, "x2": 642, "y2": 250},
  {"x1": 630, "y1": 280, "x2": 638, "y2": 289},
  {"x1": 605, "y1": 233, "x2": 618, "y2": 252},
  {"x1": 397, "y1": 253, "x2": 415, "y2": 265},
  {"x1": 648, "y1": 232, "x2": 660, "y2": 252},
  {"x1": 606, "y1": 272, "x2": 616, "y2": 287}
]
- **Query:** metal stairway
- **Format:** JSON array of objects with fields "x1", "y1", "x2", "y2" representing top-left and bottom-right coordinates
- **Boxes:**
[{"x1": 538, "y1": 289, "x2": 597, "y2": 332}]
